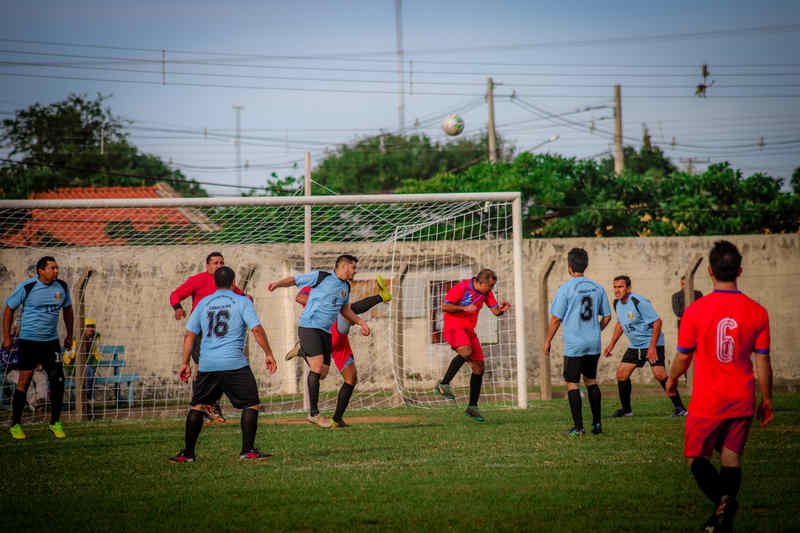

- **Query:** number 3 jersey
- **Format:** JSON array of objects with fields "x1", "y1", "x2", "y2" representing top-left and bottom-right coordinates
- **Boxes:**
[
  {"x1": 186, "y1": 290, "x2": 261, "y2": 372},
  {"x1": 677, "y1": 290, "x2": 770, "y2": 419},
  {"x1": 550, "y1": 276, "x2": 611, "y2": 357}
]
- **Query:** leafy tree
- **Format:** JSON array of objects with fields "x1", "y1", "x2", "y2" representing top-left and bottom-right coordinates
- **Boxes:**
[
  {"x1": 0, "y1": 93, "x2": 206, "y2": 198},
  {"x1": 600, "y1": 144, "x2": 677, "y2": 178},
  {"x1": 792, "y1": 167, "x2": 800, "y2": 195}
]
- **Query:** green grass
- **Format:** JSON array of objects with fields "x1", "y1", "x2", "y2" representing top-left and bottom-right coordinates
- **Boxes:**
[{"x1": 2, "y1": 394, "x2": 798, "y2": 532}]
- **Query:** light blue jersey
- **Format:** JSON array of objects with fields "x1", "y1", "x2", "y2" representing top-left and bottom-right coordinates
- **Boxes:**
[
  {"x1": 5, "y1": 277, "x2": 72, "y2": 341},
  {"x1": 614, "y1": 292, "x2": 664, "y2": 349},
  {"x1": 186, "y1": 290, "x2": 260, "y2": 372},
  {"x1": 294, "y1": 270, "x2": 350, "y2": 332},
  {"x1": 550, "y1": 276, "x2": 611, "y2": 357}
]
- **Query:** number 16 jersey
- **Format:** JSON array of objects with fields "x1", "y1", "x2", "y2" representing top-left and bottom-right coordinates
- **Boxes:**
[
  {"x1": 550, "y1": 276, "x2": 611, "y2": 357},
  {"x1": 186, "y1": 289, "x2": 261, "y2": 372}
]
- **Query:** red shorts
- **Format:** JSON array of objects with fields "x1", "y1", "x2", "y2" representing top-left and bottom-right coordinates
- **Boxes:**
[
  {"x1": 444, "y1": 328, "x2": 484, "y2": 362},
  {"x1": 684, "y1": 413, "x2": 753, "y2": 458},
  {"x1": 331, "y1": 322, "x2": 354, "y2": 373}
]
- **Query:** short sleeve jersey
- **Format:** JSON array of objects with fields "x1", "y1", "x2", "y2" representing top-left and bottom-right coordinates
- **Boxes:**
[
  {"x1": 186, "y1": 290, "x2": 260, "y2": 372},
  {"x1": 294, "y1": 271, "x2": 350, "y2": 332},
  {"x1": 677, "y1": 290, "x2": 770, "y2": 419},
  {"x1": 5, "y1": 278, "x2": 72, "y2": 342},
  {"x1": 614, "y1": 292, "x2": 665, "y2": 349},
  {"x1": 443, "y1": 279, "x2": 498, "y2": 330},
  {"x1": 550, "y1": 276, "x2": 611, "y2": 357}
]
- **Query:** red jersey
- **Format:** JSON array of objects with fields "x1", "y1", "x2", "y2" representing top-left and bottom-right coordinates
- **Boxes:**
[
  {"x1": 677, "y1": 290, "x2": 770, "y2": 419},
  {"x1": 443, "y1": 279, "x2": 498, "y2": 330},
  {"x1": 170, "y1": 272, "x2": 244, "y2": 312}
]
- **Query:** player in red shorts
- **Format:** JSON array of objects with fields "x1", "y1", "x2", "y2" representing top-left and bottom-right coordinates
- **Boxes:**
[
  {"x1": 666, "y1": 241, "x2": 773, "y2": 533},
  {"x1": 434, "y1": 269, "x2": 511, "y2": 422}
]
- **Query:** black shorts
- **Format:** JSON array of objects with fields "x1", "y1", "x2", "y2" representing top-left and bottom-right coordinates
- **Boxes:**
[
  {"x1": 190, "y1": 365, "x2": 259, "y2": 409},
  {"x1": 563, "y1": 354, "x2": 601, "y2": 383},
  {"x1": 298, "y1": 326, "x2": 332, "y2": 366},
  {"x1": 17, "y1": 339, "x2": 62, "y2": 372},
  {"x1": 621, "y1": 345, "x2": 665, "y2": 368}
]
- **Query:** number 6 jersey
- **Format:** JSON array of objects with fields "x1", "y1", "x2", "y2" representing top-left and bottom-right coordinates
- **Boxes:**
[{"x1": 549, "y1": 276, "x2": 611, "y2": 357}]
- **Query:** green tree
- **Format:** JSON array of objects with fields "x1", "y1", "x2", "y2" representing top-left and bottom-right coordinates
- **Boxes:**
[
  {"x1": 600, "y1": 144, "x2": 677, "y2": 178},
  {"x1": 792, "y1": 167, "x2": 800, "y2": 195},
  {"x1": 0, "y1": 93, "x2": 206, "y2": 198}
]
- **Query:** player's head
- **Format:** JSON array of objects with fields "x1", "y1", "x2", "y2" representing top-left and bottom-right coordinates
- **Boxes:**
[
  {"x1": 83, "y1": 318, "x2": 97, "y2": 338},
  {"x1": 36, "y1": 256, "x2": 58, "y2": 283},
  {"x1": 708, "y1": 240, "x2": 742, "y2": 282},
  {"x1": 205, "y1": 252, "x2": 225, "y2": 274},
  {"x1": 473, "y1": 269, "x2": 497, "y2": 293},
  {"x1": 612, "y1": 275, "x2": 632, "y2": 300},
  {"x1": 214, "y1": 266, "x2": 235, "y2": 289},
  {"x1": 567, "y1": 248, "x2": 588, "y2": 274},
  {"x1": 334, "y1": 254, "x2": 359, "y2": 280}
]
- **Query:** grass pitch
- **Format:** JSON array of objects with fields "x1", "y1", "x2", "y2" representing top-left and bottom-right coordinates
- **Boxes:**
[{"x1": 2, "y1": 394, "x2": 798, "y2": 532}]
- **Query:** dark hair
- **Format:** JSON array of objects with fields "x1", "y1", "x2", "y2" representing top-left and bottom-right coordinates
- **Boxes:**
[
  {"x1": 36, "y1": 256, "x2": 56, "y2": 273},
  {"x1": 335, "y1": 254, "x2": 358, "y2": 269},
  {"x1": 475, "y1": 269, "x2": 497, "y2": 283},
  {"x1": 567, "y1": 248, "x2": 588, "y2": 274},
  {"x1": 206, "y1": 252, "x2": 224, "y2": 264},
  {"x1": 709, "y1": 240, "x2": 742, "y2": 282},
  {"x1": 613, "y1": 275, "x2": 631, "y2": 287},
  {"x1": 214, "y1": 266, "x2": 235, "y2": 288}
]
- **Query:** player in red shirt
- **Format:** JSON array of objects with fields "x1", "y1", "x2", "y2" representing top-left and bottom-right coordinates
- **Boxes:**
[
  {"x1": 666, "y1": 241, "x2": 773, "y2": 533},
  {"x1": 170, "y1": 252, "x2": 247, "y2": 424},
  {"x1": 434, "y1": 269, "x2": 511, "y2": 422}
]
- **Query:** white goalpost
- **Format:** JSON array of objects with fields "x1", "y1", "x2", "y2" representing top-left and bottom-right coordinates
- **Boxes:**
[{"x1": 0, "y1": 192, "x2": 527, "y2": 420}]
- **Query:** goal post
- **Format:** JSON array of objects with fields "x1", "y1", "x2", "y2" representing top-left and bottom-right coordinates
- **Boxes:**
[{"x1": 0, "y1": 191, "x2": 527, "y2": 419}]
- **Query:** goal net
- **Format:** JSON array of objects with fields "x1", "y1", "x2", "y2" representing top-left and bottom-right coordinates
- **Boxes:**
[{"x1": 0, "y1": 191, "x2": 526, "y2": 421}]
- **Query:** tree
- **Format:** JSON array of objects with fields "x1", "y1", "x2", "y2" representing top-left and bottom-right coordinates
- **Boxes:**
[
  {"x1": 600, "y1": 144, "x2": 677, "y2": 178},
  {"x1": 0, "y1": 93, "x2": 206, "y2": 198},
  {"x1": 792, "y1": 167, "x2": 800, "y2": 196}
]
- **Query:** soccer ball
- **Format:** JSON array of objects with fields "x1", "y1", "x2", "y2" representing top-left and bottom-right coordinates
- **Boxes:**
[{"x1": 441, "y1": 114, "x2": 464, "y2": 136}]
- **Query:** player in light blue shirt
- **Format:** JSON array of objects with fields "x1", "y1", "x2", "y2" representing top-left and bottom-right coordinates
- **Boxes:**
[
  {"x1": 544, "y1": 248, "x2": 611, "y2": 437},
  {"x1": 170, "y1": 267, "x2": 277, "y2": 463},
  {"x1": 603, "y1": 275, "x2": 687, "y2": 418}
]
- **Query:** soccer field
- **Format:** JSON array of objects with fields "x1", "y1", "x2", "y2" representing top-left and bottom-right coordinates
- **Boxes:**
[{"x1": 2, "y1": 394, "x2": 798, "y2": 532}]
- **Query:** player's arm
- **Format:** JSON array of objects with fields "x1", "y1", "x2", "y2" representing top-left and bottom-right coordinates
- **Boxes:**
[
  {"x1": 543, "y1": 315, "x2": 562, "y2": 356},
  {"x1": 341, "y1": 304, "x2": 369, "y2": 336},
  {"x1": 251, "y1": 325, "x2": 277, "y2": 374},
  {"x1": 2, "y1": 305, "x2": 13, "y2": 350},
  {"x1": 646, "y1": 318, "x2": 663, "y2": 363},
  {"x1": 62, "y1": 305, "x2": 74, "y2": 350},
  {"x1": 755, "y1": 353, "x2": 774, "y2": 426},
  {"x1": 442, "y1": 302, "x2": 477, "y2": 313},
  {"x1": 490, "y1": 302, "x2": 511, "y2": 316},
  {"x1": 170, "y1": 277, "x2": 197, "y2": 320},
  {"x1": 296, "y1": 292, "x2": 309, "y2": 306},
  {"x1": 665, "y1": 350, "x2": 693, "y2": 396},
  {"x1": 268, "y1": 276, "x2": 297, "y2": 292},
  {"x1": 180, "y1": 330, "x2": 196, "y2": 382},
  {"x1": 603, "y1": 322, "x2": 624, "y2": 357}
]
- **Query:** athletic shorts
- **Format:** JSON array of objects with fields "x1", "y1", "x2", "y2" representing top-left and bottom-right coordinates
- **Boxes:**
[
  {"x1": 684, "y1": 414, "x2": 753, "y2": 458},
  {"x1": 444, "y1": 328, "x2": 484, "y2": 362},
  {"x1": 191, "y1": 365, "x2": 259, "y2": 409},
  {"x1": 298, "y1": 326, "x2": 332, "y2": 366},
  {"x1": 621, "y1": 345, "x2": 665, "y2": 368},
  {"x1": 330, "y1": 325, "x2": 354, "y2": 372},
  {"x1": 563, "y1": 354, "x2": 600, "y2": 383},
  {"x1": 17, "y1": 339, "x2": 62, "y2": 372}
]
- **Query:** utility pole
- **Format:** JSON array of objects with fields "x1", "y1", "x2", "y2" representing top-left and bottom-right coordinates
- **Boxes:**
[
  {"x1": 488, "y1": 77, "x2": 497, "y2": 163},
  {"x1": 614, "y1": 84, "x2": 624, "y2": 174},
  {"x1": 233, "y1": 105, "x2": 244, "y2": 189},
  {"x1": 395, "y1": 0, "x2": 405, "y2": 133}
]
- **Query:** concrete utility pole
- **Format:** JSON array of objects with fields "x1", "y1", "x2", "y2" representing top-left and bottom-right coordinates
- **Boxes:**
[
  {"x1": 233, "y1": 105, "x2": 244, "y2": 189},
  {"x1": 614, "y1": 85, "x2": 624, "y2": 174},
  {"x1": 488, "y1": 77, "x2": 498, "y2": 163},
  {"x1": 395, "y1": 0, "x2": 405, "y2": 133}
]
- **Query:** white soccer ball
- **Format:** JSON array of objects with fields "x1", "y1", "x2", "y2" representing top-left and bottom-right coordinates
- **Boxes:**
[{"x1": 441, "y1": 114, "x2": 464, "y2": 136}]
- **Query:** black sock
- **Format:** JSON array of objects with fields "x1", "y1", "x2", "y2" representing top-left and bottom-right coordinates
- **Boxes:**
[
  {"x1": 719, "y1": 466, "x2": 742, "y2": 501},
  {"x1": 333, "y1": 382, "x2": 355, "y2": 422},
  {"x1": 308, "y1": 371, "x2": 321, "y2": 416},
  {"x1": 240, "y1": 408, "x2": 258, "y2": 453},
  {"x1": 587, "y1": 384, "x2": 601, "y2": 425},
  {"x1": 350, "y1": 295, "x2": 383, "y2": 314},
  {"x1": 618, "y1": 379, "x2": 632, "y2": 412},
  {"x1": 48, "y1": 367, "x2": 65, "y2": 425},
  {"x1": 659, "y1": 378, "x2": 685, "y2": 409},
  {"x1": 568, "y1": 389, "x2": 583, "y2": 429},
  {"x1": 12, "y1": 389, "x2": 26, "y2": 425},
  {"x1": 441, "y1": 355, "x2": 467, "y2": 384},
  {"x1": 184, "y1": 409, "x2": 205, "y2": 456},
  {"x1": 469, "y1": 373, "x2": 483, "y2": 406},
  {"x1": 691, "y1": 457, "x2": 721, "y2": 505}
]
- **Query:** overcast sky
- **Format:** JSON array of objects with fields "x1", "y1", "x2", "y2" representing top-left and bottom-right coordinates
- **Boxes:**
[{"x1": 2, "y1": 0, "x2": 799, "y2": 196}]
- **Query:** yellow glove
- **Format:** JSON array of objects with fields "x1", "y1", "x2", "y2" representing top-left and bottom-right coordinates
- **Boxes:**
[{"x1": 62, "y1": 342, "x2": 76, "y2": 365}]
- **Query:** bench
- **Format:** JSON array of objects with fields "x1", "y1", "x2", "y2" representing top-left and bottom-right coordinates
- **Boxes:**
[{"x1": 64, "y1": 345, "x2": 140, "y2": 408}]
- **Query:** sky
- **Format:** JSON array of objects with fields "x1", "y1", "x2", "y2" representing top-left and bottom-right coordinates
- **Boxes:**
[{"x1": 1, "y1": 0, "x2": 799, "y2": 196}]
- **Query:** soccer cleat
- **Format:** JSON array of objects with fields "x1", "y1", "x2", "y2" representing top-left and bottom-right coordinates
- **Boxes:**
[
  {"x1": 48, "y1": 421, "x2": 66, "y2": 439},
  {"x1": 239, "y1": 448, "x2": 273, "y2": 460},
  {"x1": 611, "y1": 408, "x2": 633, "y2": 418},
  {"x1": 712, "y1": 495, "x2": 738, "y2": 533},
  {"x1": 673, "y1": 407, "x2": 689, "y2": 417},
  {"x1": 307, "y1": 414, "x2": 332, "y2": 429},
  {"x1": 331, "y1": 419, "x2": 350, "y2": 429},
  {"x1": 435, "y1": 382, "x2": 455, "y2": 400},
  {"x1": 169, "y1": 450, "x2": 196, "y2": 463},
  {"x1": 465, "y1": 406, "x2": 485, "y2": 422},
  {"x1": 376, "y1": 275, "x2": 392, "y2": 303},
  {"x1": 567, "y1": 426, "x2": 585, "y2": 438},
  {"x1": 285, "y1": 341, "x2": 301, "y2": 361},
  {"x1": 591, "y1": 422, "x2": 603, "y2": 435},
  {"x1": 9, "y1": 423, "x2": 26, "y2": 440},
  {"x1": 204, "y1": 404, "x2": 226, "y2": 424},
  {"x1": 202, "y1": 409, "x2": 215, "y2": 425}
]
